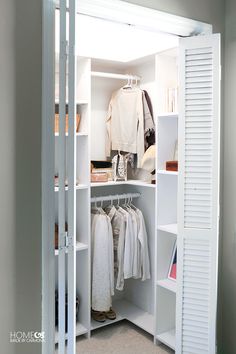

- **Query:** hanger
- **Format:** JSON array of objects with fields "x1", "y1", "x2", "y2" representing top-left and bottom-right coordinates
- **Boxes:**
[
  {"x1": 122, "y1": 75, "x2": 132, "y2": 90},
  {"x1": 91, "y1": 197, "x2": 99, "y2": 213}
]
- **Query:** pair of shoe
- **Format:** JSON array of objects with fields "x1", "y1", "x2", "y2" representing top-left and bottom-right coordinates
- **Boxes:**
[{"x1": 91, "y1": 308, "x2": 116, "y2": 322}]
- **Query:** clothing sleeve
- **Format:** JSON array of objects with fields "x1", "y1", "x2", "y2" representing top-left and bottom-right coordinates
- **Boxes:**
[
  {"x1": 124, "y1": 212, "x2": 134, "y2": 279},
  {"x1": 105, "y1": 98, "x2": 112, "y2": 157},
  {"x1": 137, "y1": 90, "x2": 145, "y2": 168},
  {"x1": 116, "y1": 214, "x2": 126, "y2": 291},
  {"x1": 107, "y1": 215, "x2": 114, "y2": 296},
  {"x1": 142, "y1": 91, "x2": 156, "y2": 150},
  {"x1": 137, "y1": 210, "x2": 151, "y2": 281}
]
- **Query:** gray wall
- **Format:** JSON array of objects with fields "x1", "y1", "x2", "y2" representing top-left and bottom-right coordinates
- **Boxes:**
[
  {"x1": 0, "y1": 1, "x2": 42, "y2": 354},
  {"x1": 222, "y1": 0, "x2": 236, "y2": 353}
]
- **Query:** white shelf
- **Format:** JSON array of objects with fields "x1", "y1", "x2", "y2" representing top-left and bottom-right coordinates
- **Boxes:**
[
  {"x1": 55, "y1": 322, "x2": 88, "y2": 344},
  {"x1": 91, "y1": 312, "x2": 124, "y2": 331},
  {"x1": 157, "y1": 223, "x2": 177, "y2": 235},
  {"x1": 55, "y1": 99, "x2": 89, "y2": 105},
  {"x1": 156, "y1": 328, "x2": 176, "y2": 350},
  {"x1": 158, "y1": 112, "x2": 178, "y2": 119},
  {"x1": 91, "y1": 299, "x2": 155, "y2": 335},
  {"x1": 157, "y1": 170, "x2": 178, "y2": 176},
  {"x1": 54, "y1": 132, "x2": 88, "y2": 137},
  {"x1": 157, "y1": 279, "x2": 177, "y2": 293},
  {"x1": 91, "y1": 180, "x2": 155, "y2": 188},
  {"x1": 54, "y1": 184, "x2": 89, "y2": 192},
  {"x1": 55, "y1": 242, "x2": 88, "y2": 255}
]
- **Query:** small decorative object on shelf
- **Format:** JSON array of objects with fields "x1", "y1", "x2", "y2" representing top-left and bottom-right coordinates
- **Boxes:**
[
  {"x1": 112, "y1": 152, "x2": 128, "y2": 182},
  {"x1": 168, "y1": 243, "x2": 177, "y2": 281},
  {"x1": 166, "y1": 140, "x2": 178, "y2": 171},
  {"x1": 167, "y1": 87, "x2": 178, "y2": 113},
  {"x1": 166, "y1": 161, "x2": 178, "y2": 171},
  {"x1": 91, "y1": 161, "x2": 113, "y2": 182},
  {"x1": 91, "y1": 172, "x2": 108, "y2": 183}
]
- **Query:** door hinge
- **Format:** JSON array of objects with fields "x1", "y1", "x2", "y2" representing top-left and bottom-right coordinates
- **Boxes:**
[
  {"x1": 59, "y1": 231, "x2": 74, "y2": 252},
  {"x1": 59, "y1": 231, "x2": 68, "y2": 251}
]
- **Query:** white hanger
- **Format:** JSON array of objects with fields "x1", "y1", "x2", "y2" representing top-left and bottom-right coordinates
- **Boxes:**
[{"x1": 122, "y1": 75, "x2": 132, "y2": 90}]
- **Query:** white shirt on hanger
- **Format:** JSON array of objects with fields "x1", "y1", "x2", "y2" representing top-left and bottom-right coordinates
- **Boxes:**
[{"x1": 106, "y1": 87, "x2": 145, "y2": 168}]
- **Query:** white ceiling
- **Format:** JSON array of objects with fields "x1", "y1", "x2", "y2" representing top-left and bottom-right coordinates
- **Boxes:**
[{"x1": 55, "y1": 11, "x2": 179, "y2": 63}]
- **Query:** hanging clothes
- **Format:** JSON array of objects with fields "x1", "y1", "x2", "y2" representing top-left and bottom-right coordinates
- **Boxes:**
[
  {"x1": 142, "y1": 90, "x2": 156, "y2": 150},
  {"x1": 136, "y1": 208, "x2": 151, "y2": 281},
  {"x1": 91, "y1": 211, "x2": 114, "y2": 312},
  {"x1": 106, "y1": 87, "x2": 145, "y2": 168},
  {"x1": 91, "y1": 198, "x2": 151, "y2": 307},
  {"x1": 106, "y1": 205, "x2": 126, "y2": 291}
]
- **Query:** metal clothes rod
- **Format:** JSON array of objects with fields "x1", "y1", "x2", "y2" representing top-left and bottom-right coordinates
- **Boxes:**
[
  {"x1": 91, "y1": 71, "x2": 141, "y2": 81},
  {"x1": 91, "y1": 192, "x2": 140, "y2": 203}
]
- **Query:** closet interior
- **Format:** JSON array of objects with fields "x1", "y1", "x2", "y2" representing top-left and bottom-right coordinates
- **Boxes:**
[{"x1": 54, "y1": 10, "x2": 180, "y2": 351}]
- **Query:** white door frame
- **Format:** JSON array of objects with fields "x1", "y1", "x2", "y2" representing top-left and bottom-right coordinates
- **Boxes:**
[{"x1": 42, "y1": 1, "x2": 213, "y2": 353}]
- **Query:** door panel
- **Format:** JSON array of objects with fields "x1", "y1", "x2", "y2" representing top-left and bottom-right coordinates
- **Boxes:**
[{"x1": 177, "y1": 34, "x2": 220, "y2": 354}]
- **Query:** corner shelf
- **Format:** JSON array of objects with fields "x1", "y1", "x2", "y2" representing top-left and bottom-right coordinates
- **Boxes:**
[
  {"x1": 157, "y1": 170, "x2": 178, "y2": 176},
  {"x1": 157, "y1": 223, "x2": 177, "y2": 235},
  {"x1": 157, "y1": 279, "x2": 177, "y2": 293},
  {"x1": 91, "y1": 180, "x2": 155, "y2": 188},
  {"x1": 158, "y1": 113, "x2": 178, "y2": 119},
  {"x1": 91, "y1": 299, "x2": 154, "y2": 335},
  {"x1": 156, "y1": 328, "x2": 176, "y2": 350},
  {"x1": 55, "y1": 242, "x2": 88, "y2": 255},
  {"x1": 55, "y1": 322, "x2": 88, "y2": 344}
]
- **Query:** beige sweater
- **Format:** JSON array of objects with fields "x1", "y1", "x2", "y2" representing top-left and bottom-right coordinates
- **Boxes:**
[{"x1": 106, "y1": 88, "x2": 145, "y2": 168}]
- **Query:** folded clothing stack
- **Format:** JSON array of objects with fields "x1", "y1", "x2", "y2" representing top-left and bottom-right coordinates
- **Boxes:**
[{"x1": 90, "y1": 161, "x2": 113, "y2": 183}]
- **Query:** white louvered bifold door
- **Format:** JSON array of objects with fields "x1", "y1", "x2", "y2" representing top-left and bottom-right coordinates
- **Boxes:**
[
  {"x1": 57, "y1": 0, "x2": 77, "y2": 353},
  {"x1": 176, "y1": 34, "x2": 220, "y2": 354}
]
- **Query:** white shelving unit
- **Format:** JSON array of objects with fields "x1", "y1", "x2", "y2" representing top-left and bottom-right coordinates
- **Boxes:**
[
  {"x1": 54, "y1": 45, "x2": 178, "y2": 349},
  {"x1": 51, "y1": 8, "x2": 221, "y2": 352},
  {"x1": 155, "y1": 50, "x2": 179, "y2": 351}
]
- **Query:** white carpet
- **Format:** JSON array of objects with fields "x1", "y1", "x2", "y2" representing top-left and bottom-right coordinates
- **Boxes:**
[{"x1": 75, "y1": 320, "x2": 173, "y2": 354}]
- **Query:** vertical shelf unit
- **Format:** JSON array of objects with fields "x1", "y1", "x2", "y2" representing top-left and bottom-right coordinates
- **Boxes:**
[
  {"x1": 155, "y1": 113, "x2": 178, "y2": 351},
  {"x1": 154, "y1": 49, "x2": 179, "y2": 351},
  {"x1": 54, "y1": 56, "x2": 91, "y2": 341}
]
